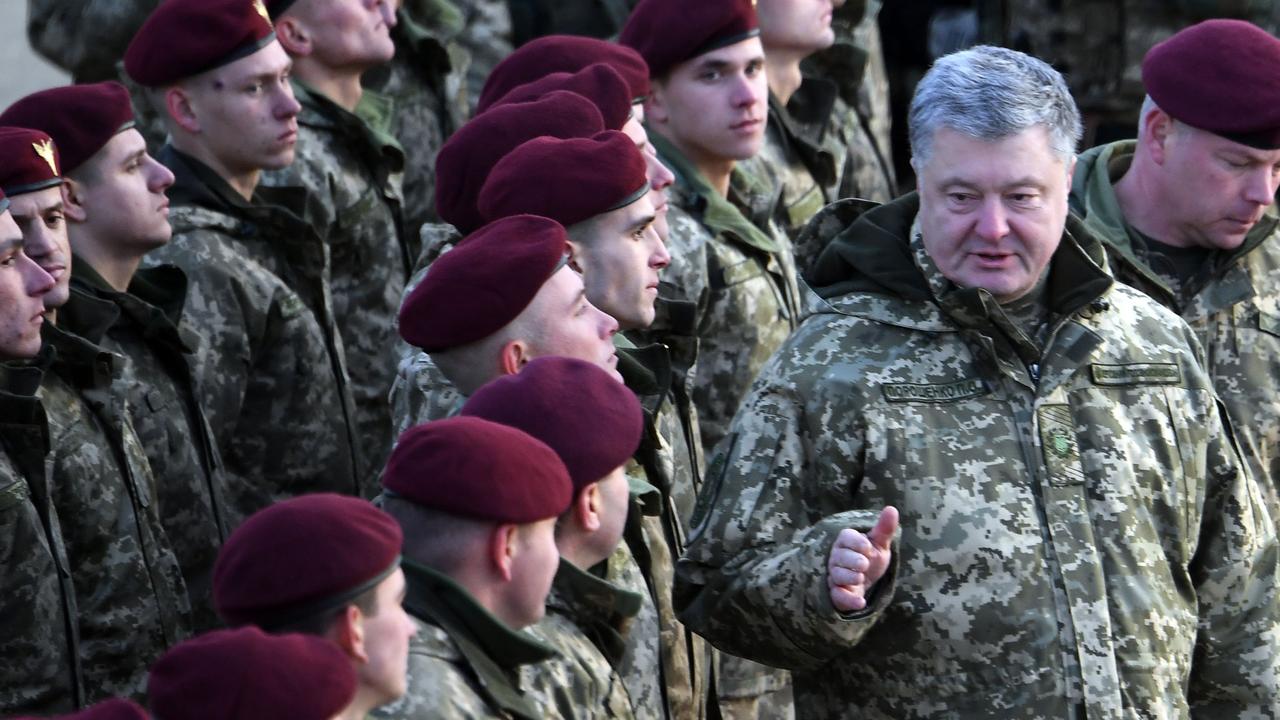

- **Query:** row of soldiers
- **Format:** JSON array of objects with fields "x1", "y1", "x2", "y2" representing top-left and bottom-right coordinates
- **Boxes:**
[{"x1": 5, "y1": 2, "x2": 1280, "y2": 720}]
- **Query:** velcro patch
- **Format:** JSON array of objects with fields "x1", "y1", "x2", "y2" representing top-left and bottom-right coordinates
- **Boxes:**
[
  {"x1": 882, "y1": 378, "x2": 987, "y2": 403},
  {"x1": 1090, "y1": 362, "x2": 1181, "y2": 386},
  {"x1": 1038, "y1": 404, "x2": 1084, "y2": 487}
]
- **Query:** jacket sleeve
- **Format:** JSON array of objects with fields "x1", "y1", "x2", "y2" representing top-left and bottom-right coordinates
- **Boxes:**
[{"x1": 674, "y1": 355, "x2": 897, "y2": 672}]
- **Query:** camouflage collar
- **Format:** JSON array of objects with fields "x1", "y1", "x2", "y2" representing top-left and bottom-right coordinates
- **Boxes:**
[
  {"x1": 70, "y1": 256, "x2": 191, "y2": 350},
  {"x1": 545, "y1": 557, "x2": 644, "y2": 666},
  {"x1": 292, "y1": 79, "x2": 406, "y2": 174},
  {"x1": 0, "y1": 354, "x2": 47, "y2": 401},
  {"x1": 40, "y1": 322, "x2": 117, "y2": 392},
  {"x1": 768, "y1": 83, "x2": 839, "y2": 187}
]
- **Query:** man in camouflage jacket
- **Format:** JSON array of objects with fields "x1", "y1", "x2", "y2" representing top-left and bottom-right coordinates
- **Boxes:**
[{"x1": 677, "y1": 46, "x2": 1280, "y2": 719}]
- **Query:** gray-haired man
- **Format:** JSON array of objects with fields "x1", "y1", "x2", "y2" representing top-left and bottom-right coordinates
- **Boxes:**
[{"x1": 675, "y1": 45, "x2": 1280, "y2": 718}]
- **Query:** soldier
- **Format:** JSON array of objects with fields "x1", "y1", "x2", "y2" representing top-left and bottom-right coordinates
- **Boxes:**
[
  {"x1": 148, "y1": 626, "x2": 359, "y2": 720},
  {"x1": 0, "y1": 81, "x2": 231, "y2": 632},
  {"x1": 212, "y1": 494, "x2": 418, "y2": 717},
  {"x1": 124, "y1": 0, "x2": 364, "y2": 520},
  {"x1": 677, "y1": 45, "x2": 1280, "y2": 717},
  {"x1": 0, "y1": 126, "x2": 193, "y2": 703},
  {"x1": 0, "y1": 191, "x2": 82, "y2": 715},
  {"x1": 450, "y1": 0, "x2": 514, "y2": 111},
  {"x1": 1070, "y1": 19, "x2": 1280, "y2": 521},
  {"x1": 375, "y1": 416, "x2": 573, "y2": 719},
  {"x1": 26, "y1": 0, "x2": 160, "y2": 83},
  {"x1": 461, "y1": 357, "x2": 646, "y2": 719},
  {"x1": 262, "y1": 0, "x2": 408, "y2": 481},
  {"x1": 753, "y1": 0, "x2": 895, "y2": 266}
]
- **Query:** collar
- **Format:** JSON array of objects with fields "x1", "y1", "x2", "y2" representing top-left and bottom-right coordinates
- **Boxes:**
[
  {"x1": 292, "y1": 80, "x2": 406, "y2": 174},
  {"x1": 41, "y1": 323, "x2": 116, "y2": 391},
  {"x1": 545, "y1": 558, "x2": 644, "y2": 665}
]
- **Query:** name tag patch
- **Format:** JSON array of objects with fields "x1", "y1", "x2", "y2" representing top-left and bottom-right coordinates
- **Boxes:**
[
  {"x1": 1091, "y1": 362, "x2": 1181, "y2": 386},
  {"x1": 882, "y1": 378, "x2": 987, "y2": 403}
]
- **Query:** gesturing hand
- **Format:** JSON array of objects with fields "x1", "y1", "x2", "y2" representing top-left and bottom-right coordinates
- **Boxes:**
[{"x1": 827, "y1": 506, "x2": 899, "y2": 613}]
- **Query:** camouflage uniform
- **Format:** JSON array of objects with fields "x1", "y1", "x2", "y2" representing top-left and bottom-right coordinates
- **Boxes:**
[
  {"x1": 507, "y1": 0, "x2": 637, "y2": 45},
  {"x1": 447, "y1": 0, "x2": 514, "y2": 113},
  {"x1": 150, "y1": 145, "x2": 362, "y2": 523},
  {"x1": 359, "y1": 5, "x2": 468, "y2": 241},
  {"x1": 374, "y1": 559, "x2": 554, "y2": 720},
  {"x1": 65, "y1": 259, "x2": 228, "y2": 632},
  {"x1": 39, "y1": 321, "x2": 192, "y2": 703},
  {"x1": 522, "y1": 558, "x2": 643, "y2": 720},
  {"x1": 676, "y1": 194, "x2": 1280, "y2": 718},
  {"x1": 261, "y1": 80, "x2": 408, "y2": 485},
  {"x1": 1073, "y1": 140, "x2": 1280, "y2": 523},
  {"x1": 0, "y1": 359, "x2": 82, "y2": 715},
  {"x1": 26, "y1": 0, "x2": 159, "y2": 82}
]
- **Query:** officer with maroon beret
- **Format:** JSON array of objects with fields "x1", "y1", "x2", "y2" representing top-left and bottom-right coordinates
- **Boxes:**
[
  {"x1": 377, "y1": 416, "x2": 574, "y2": 719},
  {"x1": 213, "y1": 494, "x2": 417, "y2": 718}
]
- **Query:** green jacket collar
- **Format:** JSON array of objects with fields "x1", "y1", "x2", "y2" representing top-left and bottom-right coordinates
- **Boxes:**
[
  {"x1": 69, "y1": 257, "x2": 191, "y2": 351},
  {"x1": 293, "y1": 80, "x2": 405, "y2": 174},
  {"x1": 768, "y1": 82, "x2": 839, "y2": 188},
  {"x1": 546, "y1": 558, "x2": 643, "y2": 666},
  {"x1": 649, "y1": 130, "x2": 780, "y2": 254}
]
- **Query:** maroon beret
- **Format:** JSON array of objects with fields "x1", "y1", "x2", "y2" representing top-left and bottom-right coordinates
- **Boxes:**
[
  {"x1": 31, "y1": 699, "x2": 149, "y2": 720},
  {"x1": 478, "y1": 131, "x2": 648, "y2": 228},
  {"x1": 398, "y1": 214, "x2": 570, "y2": 352},
  {"x1": 0, "y1": 83, "x2": 136, "y2": 175},
  {"x1": 383, "y1": 416, "x2": 574, "y2": 524},
  {"x1": 1144, "y1": 19, "x2": 1280, "y2": 149},
  {"x1": 213, "y1": 493, "x2": 402, "y2": 630},
  {"x1": 435, "y1": 91, "x2": 605, "y2": 234},
  {"x1": 477, "y1": 35, "x2": 651, "y2": 113},
  {"x1": 125, "y1": 0, "x2": 276, "y2": 87},
  {"x1": 488, "y1": 64, "x2": 632, "y2": 131},
  {"x1": 0, "y1": 127, "x2": 62, "y2": 197},
  {"x1": 149, "y1": 627, "x2": 357, "y2": 720},
  {"x1": 462, "y1": 357, "x2": 643, "y2": 494},
  {"x1": 620, "y1": 0, "x2": 759, "y2": 79}
]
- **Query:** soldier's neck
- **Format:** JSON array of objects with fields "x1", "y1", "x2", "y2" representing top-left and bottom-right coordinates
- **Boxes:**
[
  {"x1": 652, "y1": 125, "x2": 735, "y2": 197},
  {"x1": 292, "y1": 61, "x2": 366, "y2": 112},
  {"x1": 69, "y1": 233, "x2": 141, "y2": 293},
  {"x1": 765, "y1": 49, "x2": 806, "y2": 107},
  {"x1": 1113, "y1": 152, "x2": 1192, "y2": 248},
  {"x1": 171, "y1": 135, "x2": 260, "y2": 201}
]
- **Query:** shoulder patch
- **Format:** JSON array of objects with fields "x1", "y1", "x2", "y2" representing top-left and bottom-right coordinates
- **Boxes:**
[
  {"x1": 1090, "y1": 362, "x2": 1181, "y2": 386},
  {"x1": 881, "y1": 378, "x2": 987, "y2": 403},
  {"x1": 278, "y1": 293, "x2": 308, "y2": 320}
]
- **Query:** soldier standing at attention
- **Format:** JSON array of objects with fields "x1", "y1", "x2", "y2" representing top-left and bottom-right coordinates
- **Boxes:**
[
  {"x1": 375, "y1": 416, "x2": 574, "y2": 720},
  {"x1": 677, "y1": 45, "x2": 1280, "y2": 718},
  {"x1": 1070, "y1": 19, "x2": 1280, "y2": 523},
  {"x1": 211, "y1": 494, "x2": 419, "y2": 718},
  {"x1": 0, "y1": 192, "x2": 82, "y2": 715},
  {"x1": 0, "y1": 126, "x2": 192, "y2": 704},
  {"x1": 461, "y1": 357, "x2": 646, "y2": 720},
  {"x1": 1, "y1": 81, "x2": 231, "y2": 632},
  {"x1": 262, "y1": 0, "x2": 408, "y2": 483},
  {"x1": 124, "y1": 0, "x2": 364, "y2": 520}
]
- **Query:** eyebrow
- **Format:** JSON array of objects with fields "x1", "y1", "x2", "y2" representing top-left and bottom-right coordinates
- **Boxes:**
[
  {"x1": 936, "y1": 176, "x2": 1048, "y2": 191},
  {"x1": 124, "y1": 149, "x2": 147, "y2": 167},
  {"x1": 627, "y1": 214, "x2": 657, "y2": 233},
  {"x1": 568, "y1": 288, "x2": 587, "y2": 312},
  {"x1": 0, "y1": 237, "x2": 23, "y2": 253}
]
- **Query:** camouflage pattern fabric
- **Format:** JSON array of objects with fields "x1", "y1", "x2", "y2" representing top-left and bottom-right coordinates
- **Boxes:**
[
  {"x1": 374, "y1": 560, "x2": 554, "y2": 720},
  {"x1": 522, "y1": 558, "x2": 643, "y2": 720},
  {"x1": 39, "y1": 323, "x2": 192, "y2": 703},
  {"x1": 261, "y1": 81, "x2": 408, "y2": 487},
  {"x1": 1072, "y1": 140, "x2": 1280, "y2": 524},
  {"x1": 26, "y1": 0, "x2": 160, "y2": 82},
  {"x1": 447, "y1": 0, "x2": 514, "y2": 114},
  {"x1": 676, "y1": 194, "x2": 1280, "y2": 718},
  {"x1": 65, "y1": 260, "x2": 229, "y2": 632},
  {"x1": 150, "y1": 146, "x2": 362, "y2": 523},
  {"x1": 0, "y1": 360, "x2": 82, "y2": 715},
  {"x1": 602, "y1": 536, "x2": 664, "y2": 720},
  {"x1": 507, "y1": 0, "x2": 637, "y2": 45}
]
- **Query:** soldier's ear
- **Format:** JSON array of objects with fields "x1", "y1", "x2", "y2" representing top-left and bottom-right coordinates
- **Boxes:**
[
  {"x1": 575, "y1": 484, "x2": 602, "y2": 533},
  {"x1": 327, "y1": 604, "x2": 368, "y2": 663},
  {"x1": 491, "y1": 523, "x2": 519, "y2": 581},
  {"x1": 275, "y1": 16, "x2": 313, "y2": 57},
  {"x1": 61, "y1": 181, "x2": 88, "y2": 224},
  {"x1": 165, "y1": 87, "x2": 201, "y2": 135},
  {"x1": 1145, "y1": 109, "x2": 1174, "y2": 166},
  {"x1": 644, "y1": 84, "x2": 669, "y2": 126},
  {"x1": 498, "y1": 339, "x2": 529, "y2": 376}
]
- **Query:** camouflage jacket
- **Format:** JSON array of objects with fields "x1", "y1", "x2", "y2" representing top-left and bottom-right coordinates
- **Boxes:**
[
  {"x1": 39, "y1": 322, "x2": 192, "y2": 703},
  {"x1": 447, "y1": 0, "x2": 514, "y2": 113},
  {"x1": 650, "y1": 131, "x2": 802, "y2": 454},
  {"x1": 0, "y1": 360, "x2": 82, "y2": 715},
  {"x1": 757, "y1": 82, "x2": 895, "y2": 273},
  {"x1": 523, "y1": 558, "x2": 643, "y2": 720},
  {"x1": 507, "y1": 0, "x2": 637, "y2": 44},
  {"x1": 676, "y1": 194, "x2": 1280, "y2": 718},
  {"x1": 26, "y1": 0, "x2": 159, "y2": 82},
  {"x1": 151, "y1": 146, "x2": 362, "y2": 523},
  {"x1": 261, "y1": 80, "x2": 407, "y2": 482},
  {"x1": 65, "y1": 259, "x2": 228, "y2": 631},
  {"x1": 359, "y1": 5, "x2": 468, "y2": 241},
  {"x1": 375, "y1": 560, "x2": 554, "y2": 720},
  {"x1": 1073, "y1": 140, "x2": 1280, "y2": 523}
]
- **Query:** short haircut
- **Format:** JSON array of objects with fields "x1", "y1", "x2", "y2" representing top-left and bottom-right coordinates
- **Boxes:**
[
  {"x1": 909, "y1": 45, "x2": 1082, "y2": 167},
  {"x1": 272, "y1": 583, "x2": 381, "y2": 637},
  {"x1": 382, "y1": 496, "x2": 495, "y2": 576}
]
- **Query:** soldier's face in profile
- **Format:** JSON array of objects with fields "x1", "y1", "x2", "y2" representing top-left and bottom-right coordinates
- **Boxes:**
[
  {"x1": 647, "y1": 38, "x2": 769, "y2": 166},
  {"x1": 622, "y1": 116, "x2": 674, "y2": 243},
  {"x1": 8, "y1": 186, "x2": 72, "y2": 311},
  {"x1": 520, "y1": 265, "x2": 622, "y2": 383},
  {"x1": 587, "y1": 465, "x2": 630, "y2": 562},
  {"x1": 569, "y1": 194, "x2": 668, "y2": 332},
  {"x1": 291, "y1": 0, "x2": 396, "y2": 71},
  {"x1": 71, "y1": 130, "x2": 174, "y2": 252},
  {"x1": 915, "y1": 125, "x2": 1072, "y2": 303},
  {"x1": 758, "y1": 0, "x2": 837, "y2": 54},
  {"x1": 0, "y1": 212, "x2": 54, "y2": 360},
  {"x1": 356, "y1": 567, "x2": 417, "y2": 705}
]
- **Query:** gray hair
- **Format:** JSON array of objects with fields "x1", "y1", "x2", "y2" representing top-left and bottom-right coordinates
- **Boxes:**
[{"x1": 909, "y1": 45, "x2": 1082, "y2": 167}]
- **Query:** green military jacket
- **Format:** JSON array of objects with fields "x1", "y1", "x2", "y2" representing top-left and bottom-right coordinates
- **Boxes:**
[
  {"x1": 650, "y1": 132, "x2": 802, "y2": 454},
  {"x1": 676, "y1": 194, "x2": 1280, "y2": 718},
  {"x1": 0, "y1": 360, "x2": 82, "y2": 714},
  {"x1": 1072, "y1": 139, "x2": 1280, "y2": 522},
  {"x1": 375, "y1": 560, "x2": 555, "y2": 720},
  {"x1": 261, "y1": 80, "x2": 408, "y2": 482},
  {"x1": 26, "y1": 0, "x2": 159, "y2": 82},
  {"x1": 39, "y1": 322, "x2": 192, "y2": 703},
  {"x1": 151, "y1": 146, "x2": 363, "y2": 522},
  {"x1": 65, "y1": 259, "x2": 228, "y2": 631},
  {"x1": 360, "y1": 5, "x2": 468, "y2": 241},
  {"x1": 523, "y1": 558, "x2": 644, "y2": 719}
]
